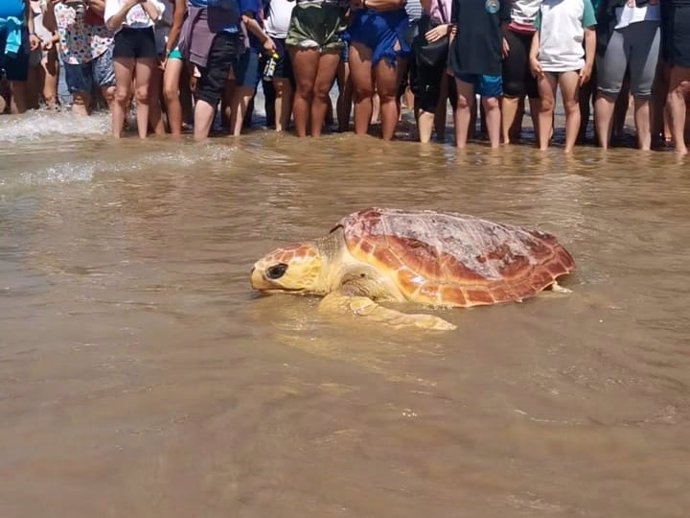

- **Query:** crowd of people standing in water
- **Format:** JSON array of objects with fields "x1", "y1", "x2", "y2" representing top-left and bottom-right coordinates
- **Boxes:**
[{"x1": 1, "y1": 0, "x2": 690, "y2": 153}]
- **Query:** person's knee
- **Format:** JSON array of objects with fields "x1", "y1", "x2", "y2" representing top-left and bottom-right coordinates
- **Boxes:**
[
  {"x1": 483, "y1": 96, "x2": 500, "y2": 111},
  {"x1": 563, "y1": 99, "x2": 580, "y2": 114},
  {"x1": 675, "y1": 79, "x2": 690, "y2": 93},
  {"x1": 72, "y1": 92, "x2": 89, "y2": 106},
  {"x1": 456, "y1": 94, "x2": 472, "y2": 110},
  {"x1": 539, "y1": 96, "x2": 555, "y2": 112},
  {"x1": 313, "y1": 82, "x2": 331, "y2": 101},
  {"x1": 295, "y1": 78, "x2": 315, "y2": 97},
  {"x1": 163, "y1": 83, "x2": 178, "y2": 103},
  {"x1": 633, "y1": 93, "x2": 651, "y2": 106},
  {"x1": 135, "y1": 85, "x2": 150, "y2": 104},
  {"x1": 114, "y1": 86, "x2": 130, "y2": 104},
  {"x1": 353, "y1": 85, "x2": 373, "y2": 102},
  {"x1": 273, "y1": 80, "x2": 288, "y2": 97},
  {"x1": 377, "y1": 90, "x2": 397, "y2": 104},
  {"x1": 597, "y1": 90, "x2": 618, "y2": 102}
]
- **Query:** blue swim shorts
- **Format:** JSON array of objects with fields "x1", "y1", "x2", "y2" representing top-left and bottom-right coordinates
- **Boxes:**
[
  {"x1": 348, "y1": 8, "x2": 410, "y2": 66},
  {"x1": 455, "y1": 73, "x2": 502, "y2": 98}
]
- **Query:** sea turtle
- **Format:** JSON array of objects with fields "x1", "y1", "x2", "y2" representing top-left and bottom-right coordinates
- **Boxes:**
[{"x1": 250, "y1": 208, "x2": 575, "y2": 330}]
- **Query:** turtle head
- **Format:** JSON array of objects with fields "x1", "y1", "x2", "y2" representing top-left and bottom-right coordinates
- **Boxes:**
[{"x1": 251, "y1": 242, "x2": 324, "y2": 294}]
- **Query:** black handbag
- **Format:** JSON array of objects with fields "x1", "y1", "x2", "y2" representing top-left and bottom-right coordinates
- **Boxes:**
[{"x1": 413, "y1": 0, "x2": 450, "y2": 68}]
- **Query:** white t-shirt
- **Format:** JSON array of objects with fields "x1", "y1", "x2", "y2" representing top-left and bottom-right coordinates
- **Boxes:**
[
  {"x1": 264, "y1": 0, "x2": 294, "y2": 39},
  {"x1": 537, "y1": 0, "x2": 596, "y2": 72},
  {"x1": 104, "y1": 0, "x2": 165, "y2": 31},
  {"x1": 614, "y1": 3, "x2": 661, "y2": 30}
]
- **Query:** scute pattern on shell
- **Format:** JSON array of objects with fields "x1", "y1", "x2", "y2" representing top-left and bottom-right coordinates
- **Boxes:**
[{"x1": 335, "y1": 208, "x2": 575, "y2": 307}]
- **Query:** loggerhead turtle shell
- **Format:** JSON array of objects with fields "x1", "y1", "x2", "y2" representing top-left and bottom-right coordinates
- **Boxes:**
[{"x1": 332, "y1": 208, "x2": 575, "y2": 307}]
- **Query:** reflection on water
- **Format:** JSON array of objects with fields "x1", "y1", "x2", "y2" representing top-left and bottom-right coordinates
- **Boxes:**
[{"x1": 1, "y1": 112, "x2": 689, "y2": 517}]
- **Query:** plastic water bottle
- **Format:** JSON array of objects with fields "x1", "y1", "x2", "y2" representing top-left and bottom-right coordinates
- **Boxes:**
[{"x1": 262, "y1": 51, "x2": 279, "y2": 82}]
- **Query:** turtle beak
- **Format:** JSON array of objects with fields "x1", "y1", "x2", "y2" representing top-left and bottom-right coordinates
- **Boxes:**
[{"x1": 250, "y1": 265, "x2": 272, "y2": 291}]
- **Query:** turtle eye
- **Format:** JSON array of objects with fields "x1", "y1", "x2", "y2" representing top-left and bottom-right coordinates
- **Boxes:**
[{"x1": 266, "y1": 263, "x2": 288, "y2": 280}]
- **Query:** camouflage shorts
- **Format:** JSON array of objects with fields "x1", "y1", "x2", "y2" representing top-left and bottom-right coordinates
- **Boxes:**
[{"x1": 286, "y1": 3, "x2": 346, "y2": 53}]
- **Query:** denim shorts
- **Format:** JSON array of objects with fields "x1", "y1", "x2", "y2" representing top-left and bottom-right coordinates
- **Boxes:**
[
  {"x1": 455, "y1": 73, "x2": 502, "y2": 98},
  {"x1": 64, "y1": 46, "x2": 116, "y2": 94}
]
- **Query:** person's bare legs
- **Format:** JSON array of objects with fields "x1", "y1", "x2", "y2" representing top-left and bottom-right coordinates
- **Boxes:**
[
  {"x1": 594, "y1": 94, "x2": 616, "y2": 149},
  {"x1": 148, "y1": 60, "x2": 165, "y2": 135},
  {"x1": 9, "y1": 81, "x2": 28, "y2": 114},
  {"x1": 163, "y1": 58, "x2": 184, "y2": 136},
  {"x1": 71, "y1": 92, "x2": 91, "y2": 116},
  {"x1": 349, "y1": 42, "x2": 374, "y2": 136},
  {"x1": 667, "y1": 65, "x2": 690, "y2": 155},
  {"x1": 221, "y1": 78, "x2": 235, "y2": 131},
  {"x1": 559, "y1": 70, "x2": 581, "y2": 153},
  {"x1": 375, "y1": 57, "x2": 402, "y2": 141},
  {"x1": 112, "y1": 58, "x2": 135, "y2": 137},
  {"x1": 501, "y1": 95, "x2": 520, "y2": 144},
  {"x1": 336, "y1": 59, "x2": 352, "y2": 132},
  {"x1": 416, "y1": 108, "x2": 434, "y2": 143},
  {"x1": 434, "y1": 74, "x2": 449, "y2": 139},
  {"x1": 536, "y1": 72, "x2": 557, "y2": 150},
  {"x1": 272, "y1": 77, "x2": 292, "y2": 132},
  {"x1": 454, "y1": 79, "x2": 474, "y2": 148},
  {"x1": 483, "y1": 96, "x2": 501, "y2": 148},
  {"x1": 651, "y1": 59, "x2": 669, "y2": 146},
  {"x1": 528, "y1": 97, "x2": 539, "y2": 138},
  {"x1": 229, "y1": 85, "x2": 254, "y2": 136},
  {"x1": 100, "y1": 84, "x2": 116, "y2": 112},
  {"x1": 289, "y1": 47, "x2": 319, "y2": 137},
  {"x1": 311, "y1": 51, "x2": 340, "y2": 137},
  {"x1": 370, "y1": 91, "x2": 380, "y2": 124},
  {"x1": 633, "y1": 97, "x2": 652, "y2": 150},
  {"x1": 613, "y1": 78, "x2": 630, "y2": 140},
  {"x1": 194, "y1": 99, "x2": 216, "y2": 140},
  {"x1": 41, "y1": 49, "x2": 59, "y2": 109},
  {"x1": 133, "y1": 58, "x2": 155, "y2": 138}
]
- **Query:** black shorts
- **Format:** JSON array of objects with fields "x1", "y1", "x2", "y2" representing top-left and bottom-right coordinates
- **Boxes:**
[
  {"x1": 502, "y1": 29, "x2": 539, "y2": 99},
  {"x1": 663, "y1": 5, "x2": 690, "y2": 68},
  {"x1": 196, "y1": 32, "x2": 243, "y2": 107},
  {"x1": 269, "y1": 38, "x2": 293, "y2": 81},
  {"x1": 410, "y1": 50, "x2": 457, "y2": 113},
  {"x1": 113, "y1": 27, "x2": 158, "y2": 59},
  {"x1": 0, "y1": 28, "x2": 30, "y2": 81}
]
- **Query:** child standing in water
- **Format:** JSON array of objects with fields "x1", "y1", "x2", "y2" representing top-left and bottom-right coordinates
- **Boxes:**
[
  {"x1": 104, "y1": 0, "x2": 165, "y2": 138},
  {"x1": 448, "y1": 0, "x2": 510, "y2": 149},
  {"x1": 42, "y1": 0, "x2": 114, "y2": 116},
  {"x1": 0, "y1": 0, "x2": 41, "y2": 114},
  {"x1": 530, "y1": 0, "x2": 596, "y2": 152}
]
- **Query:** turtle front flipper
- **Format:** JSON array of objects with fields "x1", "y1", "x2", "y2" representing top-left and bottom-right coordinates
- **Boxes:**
[{"x1": 319, "y1": 291, "x2": 456, "y2": 331}]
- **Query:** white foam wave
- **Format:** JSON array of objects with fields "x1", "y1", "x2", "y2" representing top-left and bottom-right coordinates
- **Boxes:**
[
  {"x1": 2, "y1": 147, "x2": 212, "y2": 189},
  {"x1": 0, "y1": 111, "x2": 110, "y2": 143}
]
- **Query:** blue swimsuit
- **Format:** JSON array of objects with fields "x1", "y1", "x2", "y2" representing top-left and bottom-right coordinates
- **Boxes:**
[{"x1": 348, "y1": 8, "x2": 410, "y2": 66}]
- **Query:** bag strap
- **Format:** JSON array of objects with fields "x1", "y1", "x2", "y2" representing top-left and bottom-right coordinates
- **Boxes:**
[{"x1": 436, "y1": 0, "x2": 448, "y2": 24}]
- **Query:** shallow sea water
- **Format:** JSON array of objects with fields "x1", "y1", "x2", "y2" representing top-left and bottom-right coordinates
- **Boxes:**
[{"x1": 1, "y1": 111, "x2": 689, "y2": 517}]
